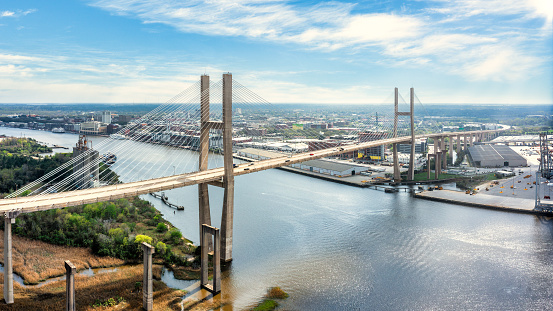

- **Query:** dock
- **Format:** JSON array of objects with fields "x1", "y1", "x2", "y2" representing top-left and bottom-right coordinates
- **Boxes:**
[
  {"x1": 414, "y1": 189, "x2": 553, "y2": 216},
  {"x1": 149, "y1": 192, "x2": 184, "y2": 210}
]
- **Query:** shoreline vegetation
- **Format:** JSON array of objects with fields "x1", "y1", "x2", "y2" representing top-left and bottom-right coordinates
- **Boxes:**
[{"x1": 0, "y1": 136, "x2": 204, "y2": 309}]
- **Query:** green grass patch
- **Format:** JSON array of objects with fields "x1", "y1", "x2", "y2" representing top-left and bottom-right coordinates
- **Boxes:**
[{"x1": 252, "y1": 299, "x2": 278, "y2": 311}]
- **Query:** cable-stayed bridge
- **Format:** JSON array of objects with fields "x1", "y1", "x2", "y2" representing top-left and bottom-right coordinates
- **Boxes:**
[{"x1": 0, "y1": 73, "x2": 502, "y2": 304}]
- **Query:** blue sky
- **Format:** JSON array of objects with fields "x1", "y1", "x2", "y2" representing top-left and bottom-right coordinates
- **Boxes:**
[{"x1": 0, "y1": 0, "x2": 551, "y2": 104}]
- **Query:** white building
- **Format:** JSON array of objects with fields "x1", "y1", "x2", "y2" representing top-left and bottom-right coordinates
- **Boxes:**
[{"x1": 102, "y1": 111, "x2": 112, "y2": 124}]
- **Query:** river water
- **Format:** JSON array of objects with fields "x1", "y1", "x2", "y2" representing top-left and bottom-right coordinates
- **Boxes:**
[{"x1": 3, "y1": 127, "x2": 553, "y2": 310}]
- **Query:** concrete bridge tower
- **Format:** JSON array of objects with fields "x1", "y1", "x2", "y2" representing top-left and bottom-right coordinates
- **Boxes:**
[
  {"x1": 197, "y1": 73, "x2": 235, "y2": 263},
  {"x1": 393, "y1": 87, "x2": 416, "y2": 181}
]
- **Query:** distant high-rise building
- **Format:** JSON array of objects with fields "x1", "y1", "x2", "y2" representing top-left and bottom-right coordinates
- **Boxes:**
[{"x1": 102, "y1": 111, "x2": 112, "y2": 124}]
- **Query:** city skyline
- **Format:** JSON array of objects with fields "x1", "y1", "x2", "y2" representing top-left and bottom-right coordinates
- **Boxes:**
[{"x1": 0, "y1": 0, "x2": 551, "y2": 104}]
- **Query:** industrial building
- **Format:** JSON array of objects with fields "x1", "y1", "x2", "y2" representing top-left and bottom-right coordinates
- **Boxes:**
[
  {"x1": 290, "y1": 159, "x2": 369, "y2": 177},
  {"x1": 237, "y1": 148, "x2": 285, "y2": 160},
  {"x1": 468, "y1": 145, "x2": 527, "y2": 167}
]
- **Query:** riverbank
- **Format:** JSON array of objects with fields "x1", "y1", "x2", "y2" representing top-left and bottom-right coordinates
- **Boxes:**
[
  {"x1": 414, "y1": 189, "x2": 551, "y2": 216},
  {"x1": 234, "y1": 154, "x2": 480, "y2": 190}
]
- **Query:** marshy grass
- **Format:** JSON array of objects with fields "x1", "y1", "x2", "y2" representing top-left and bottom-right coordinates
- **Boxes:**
[
  {"x1": 249, "y1": 287, "x2": 289, "y2": 311},
  {"x1": 0, "y1": 231, "x2": 124, "y2": 284},
  {"x1": 0, "y1": 264, "x2": 186, "y2": 310},
  {"x1": 266, "y1": 287, "x2": 289, "y2": 299}
]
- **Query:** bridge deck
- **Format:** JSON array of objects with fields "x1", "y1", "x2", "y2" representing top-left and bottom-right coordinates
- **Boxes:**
[{"x1": 0, "y1": 130, "x2": 498, "y2": 214}]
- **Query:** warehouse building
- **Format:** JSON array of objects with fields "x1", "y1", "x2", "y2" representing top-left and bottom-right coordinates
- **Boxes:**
[
  {"x1": 468, "y1": 145, "x2": 527, "y2": 167},
  {"x1": 237, "y1": 148, "x2": 285, "y2": 160},
  {"x1": 290, "y1": 159, "x2": 369, "y2": 177}
]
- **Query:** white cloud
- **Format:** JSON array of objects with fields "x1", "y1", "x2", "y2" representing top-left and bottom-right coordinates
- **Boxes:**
[
  {"x1": 292, "y1": 14, "x2": 423, "y2": 50},
  {"x1": 461, "y1": 45, "x2": 541, "y2": 81},
  {"x1": 86, "y1": 0, "x2": 549, "y2": 83},
  {"x1": 0, "y1": 9, "x2": 36, "y2": 18},
  {"x1": 1, "y1": 11, "x2": 15, "y2": 17}
]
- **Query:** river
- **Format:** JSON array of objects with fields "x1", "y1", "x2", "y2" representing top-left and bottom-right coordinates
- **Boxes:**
[{"x1": 3, "y1": 127, "x2": 553, "y2": 310}]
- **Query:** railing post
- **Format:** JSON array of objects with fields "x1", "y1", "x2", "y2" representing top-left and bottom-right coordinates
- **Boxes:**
[
  {"x1": 221, "y1": 73, "x2": 235, "y2": 262},
  {"x1": 65, "y1": 260, "x2": 76, "y2": 311},
  {"x1": 142, "y1": 242, "x2": 155, "y2": 311}
]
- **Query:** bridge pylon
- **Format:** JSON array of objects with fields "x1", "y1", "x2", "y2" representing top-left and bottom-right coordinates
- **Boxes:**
[
  {"x1": 393, "y1": 87, "x2": 416, "y2": 182},
  {"x1": 220, "y1": 73, "x2": 235, "y2": 262},
  {"x1": 198, "y1": 74, "x2": 213, "y2": 253},
  {"x1": 197, "y1": 73, "x2": 235, "y2": 264}
]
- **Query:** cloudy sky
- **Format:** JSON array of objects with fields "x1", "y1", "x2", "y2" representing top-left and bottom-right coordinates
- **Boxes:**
[{"x1": 0, "y1": 0, "x2": 551, "y2": 104}]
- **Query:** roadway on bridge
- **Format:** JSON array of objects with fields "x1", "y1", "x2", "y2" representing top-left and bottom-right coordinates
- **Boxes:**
[{"x1": 0, "y1": 130, "x2": 498, "y2": 214}]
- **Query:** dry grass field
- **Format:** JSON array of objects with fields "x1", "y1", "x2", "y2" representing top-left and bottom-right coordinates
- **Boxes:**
[
  {"x1": 0, "y1": 264, "x2": 187, "y2": 310},
  {"x1": 0, "y1": 231, "x2": 230, "y2": 310},
  {"x1": 0, "y1": 230, "x2": 124, "y2": 284}
]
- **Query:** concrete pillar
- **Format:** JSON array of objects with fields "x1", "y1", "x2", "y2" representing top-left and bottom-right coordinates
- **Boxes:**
[
  {"x1": 464, "y1": 134, "x2": 468, "y2": 151},
  {"x1": 427, "y1": 154, "x2": 431, "y2": 180},
  {"x1": 221, "y1": 73, "x2": 235, "y2": 262},
  {"x1": 142, "y1": 242, "x2": 155, "y2": 311},
  {"x1": 407, "y1": 88, "x2": 415, "y2": 181},
  {"x1": 3, "y1": 214, "x2": 14, "y2": 304},
  {"x1": 392, "y1": 87, "x2": 401, "y2": 182},
  {"x1": 435, "y1": 153, "x2": 440, "y2": 179},
  {"x1": 442, "y1": 137, "x2": 447, "y2": 169},
  {"x1": 65, "y1": 260, "x2": 76, "y2": 311},
  {"x1": 456, "y1": 135, "x2": 461, "y2": 152},
  {"x1": 448, "y1": 136, "x2": 453, "y2": 164},
  {"x1": 201, "y1": 224, "x2": 221, "y2": 294},
  {"x1": 199, "y1": 75, "x2": 212, "y2": 252}
]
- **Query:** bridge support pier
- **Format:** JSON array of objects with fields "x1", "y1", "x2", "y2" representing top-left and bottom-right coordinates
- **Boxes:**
[
  {"x1": 142, "y1": 242, "x2": 155, "y2": 311},
  {"x1": 3, "y1": 211, "x2": 18, "y2": 304},
  {"x1": 456, "y1": 135, "x2": 461, "y2": 153},
  {"x1": 65, "y1": 260, "x2": 76, "y2": 311},
  {"x1": 201, "y1": 224, "x2": 221, "y2": 294},
  {"x1": 464, "y1": 134, "x2": 468, "y2": 151},
  {"x1": 435, "y1": 151, "x2": 441, "y2": 179},
  {"x1": 441, "y1": 137, "x2": 447, "y2": 170},
  {"x1": 448, "y1": 136, "x2": 453, "y2": 165}
]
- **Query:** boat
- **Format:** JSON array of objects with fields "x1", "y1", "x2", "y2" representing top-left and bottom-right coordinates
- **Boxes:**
[
  {"x1": 149, "y1": 192, "x2": 184, "y2": 210},
  {"x1": 52, "y1": 127, "x2": 66, "y2": 133},
  {"x1": 110, "y1": 133, "x2": 126, "y2": 140},
  {"x1": 100, "y1": 152, "x2": 117, "y2": 165}
]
